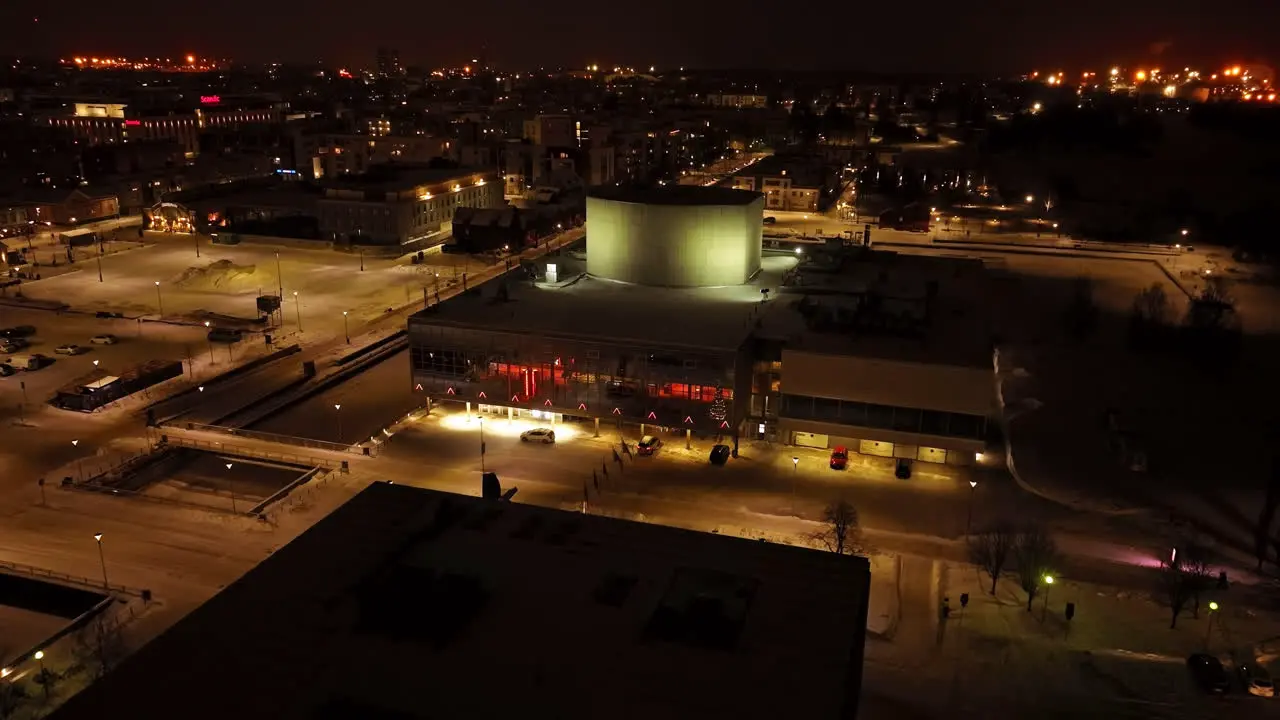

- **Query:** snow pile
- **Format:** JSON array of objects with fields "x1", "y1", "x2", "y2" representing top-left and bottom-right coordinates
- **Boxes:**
[{"x1": 172, "y1": 259, "x2": 272, "y2": 292}]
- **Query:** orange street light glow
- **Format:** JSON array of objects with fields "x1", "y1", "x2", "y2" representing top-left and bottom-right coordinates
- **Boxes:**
[{"x1": 1135, "y1": 70, "x2": 1147, "y2": 81}]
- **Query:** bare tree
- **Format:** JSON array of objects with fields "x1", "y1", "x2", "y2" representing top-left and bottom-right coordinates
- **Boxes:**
[
  {"x1": 1132, "y1": 283, "x2": 1170, "y2": 326},
  {"x1": 808, "y1": 500, "x2": 863, "y2": 555},
  {"x1": 1180, "y1": 545, "x2": 1214, "y2": 619},
  {"x1": 1159, "y1": 554, "x2": 1195, "y2": 629},
  {"x1": 968, "y1": 524, "x2": 1015, "y2": 595},
  {"x1": 1012, "y1": 526, "x2": 1059, "y2": 612},
  {"x1": 0, "y1": 682, "x2": 26, "y2": 720},
  {"x1": 72, "y1": 614, "x2": 127, "y2": 680}
]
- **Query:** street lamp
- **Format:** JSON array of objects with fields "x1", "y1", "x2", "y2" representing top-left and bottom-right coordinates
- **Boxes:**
[
  {"x1": 791, "y1": 456, "x2": 799, "y2": 515},
  {"x1": 1042, "y1": 575, "x2": 1055, "y2": 621},
  {"x1": 293, "y1": 291, "x2": 303, "y2": 332},
  {"x1": 71, "y1": 440, "x2": 84, "y2": 481},
  {"x1": 225, "y1": 463, "x2": 237, "y2": 513},
  {"x1": 334, "y1": 404, "x2": 343, "y2": 443},
  {"x1": 203, "y1": 321, "x2": 214, "y2": 362},
  {"x1": 1205, "y1": 601, "x2": 1220, "y2": 647},
  {"x1": 343, "y1": 311, "x2": 350, "y2": 344},
  {"x1": 966, "y1": 480, "x2": 978, "y2": 538},
  {"x1": 93, "y1": 533, "x2": 108, "y2": 588},
  {"x1": 34, "y1": 650, "x2": 47, "y2": 697},
  {"x1": 154, "y1": 280, "x2": 164, "y2": 316},
  {"x1": 1025, "y1": 195, "x2": 1034, "y2": 204}
]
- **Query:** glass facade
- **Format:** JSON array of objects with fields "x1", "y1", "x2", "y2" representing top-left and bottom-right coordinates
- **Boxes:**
[{"x1": 779, "y1": 393, "x2": 987, "y2": 441}]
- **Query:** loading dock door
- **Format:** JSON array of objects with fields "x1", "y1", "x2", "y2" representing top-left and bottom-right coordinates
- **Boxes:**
[
  {"x1": 793, "y1": 431, "x2": 829, "y2": 449},
  {"x1": 859, "y1": 439, "x2": 895, "y2": 457}
]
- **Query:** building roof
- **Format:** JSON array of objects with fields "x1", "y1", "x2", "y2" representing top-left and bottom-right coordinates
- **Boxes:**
[
  {"x1": 754, "y1": 249, "x2": 993, "y2": 368},
  {"x1": 321, "y1": 164, "x2": 490, "y2": 195},
  {"x1": 734, "y1": 154, "x2": 828, "y2": 189},
  {"x1": 587, "y1": 185, "x2": 762, "y2": 207},
  {"x1": 411, "y1": 254, "x2": 796, "y2": 352},
  {"x1": 53, "y1": 483, "x2": 870, "y2": 720}
]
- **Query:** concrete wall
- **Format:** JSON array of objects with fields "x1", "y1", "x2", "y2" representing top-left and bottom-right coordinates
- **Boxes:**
[
  {"x1": 586, "y1": 196, "x2": 763, "y2": 287},
  {"x1": 781, "y1": 349, "x2": 995, "y2": 417}
]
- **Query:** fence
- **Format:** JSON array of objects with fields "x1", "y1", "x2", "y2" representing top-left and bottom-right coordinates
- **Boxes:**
[
  {"x1": 0, "y1": 558, "x2": 146, "y2": 597},
  {"x1": 168, "y1": 422, "x2": 365, "y2": 456},
  {"x1": 160, "y1": 434, "x2": 346, "y2": 469}
]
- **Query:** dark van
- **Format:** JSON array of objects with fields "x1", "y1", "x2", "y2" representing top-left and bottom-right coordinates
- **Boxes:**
[{"x1": 207, "y1": 327, "x2": 243, "y2": 343}]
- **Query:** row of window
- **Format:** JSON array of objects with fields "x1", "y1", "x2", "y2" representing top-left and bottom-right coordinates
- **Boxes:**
[{"x1": 780, "y1": 393, "x2": 987, "y2": 440}]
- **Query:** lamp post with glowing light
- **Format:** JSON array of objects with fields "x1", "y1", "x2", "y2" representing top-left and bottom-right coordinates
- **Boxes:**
[
  {"x1": 71, "y1": 439, "x2": 85, "y2": 481},
  {"x1": 154, "y1": 280, "x2": 164, "y2": 316},
  {"x1": 225, "y1": 462, "x2": 237, "y2": 513},
  {"x1": 1041, "y1": 575, "x2": 1055, "y2": 621},
  {"x1": 203, "y1": 321, "x2": 214, "y2": 363},
  {"x1": 293, "y1": 291, "x2": 303, "y2": 331},
  {"x1": 334, "y1": 404, "x2": 343, "y2": 443},
  {"x1": 791, "y1": 456, "x2": 799, "y2": 515},
  {"x1": 343, "y1": 311, "x2": 350, "y2": 344},
  {"x1": 1205, "y1": 601, "x2": 1220, "y2": 647},
  {"x1": 35, "y1": 650, "x2": 48, "y2": 697},
  {"x1": 93, "y1": 532, "x2": 109, "y2": 589},
  {"x1": 966, "y1": 479, "x2": 978, "y2": 538}
]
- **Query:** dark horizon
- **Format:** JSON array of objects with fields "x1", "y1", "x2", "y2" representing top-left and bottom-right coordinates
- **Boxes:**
[{"x1": 5, "y1": 0, "x2": 1277, "y2": 74}]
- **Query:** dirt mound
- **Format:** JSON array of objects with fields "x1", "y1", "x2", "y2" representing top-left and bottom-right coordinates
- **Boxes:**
[{"x1": 173, "y1": 259, "x2": 271, "y2": 292}]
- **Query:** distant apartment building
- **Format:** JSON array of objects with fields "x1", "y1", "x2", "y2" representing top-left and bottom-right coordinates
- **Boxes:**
[
  {"x1": 21, "y1": 188, "x2": 119, "y2": 226},
  {"x1": 295, "y1": 134, "x2": 449, "y2": 179},
  {"x1": 728, "y1": 154, "x2": 836, "y2": 212},
  {"x1": 46, "y1": 99, "x2": 280, "y2": 158},
  {"x1": 706, "y1": 93, "x2": 768, "y2": 109},
  {"x1": 522, "y1": 114, "x2": 576, "y2": 148},
  {"x1": 376, "y1": 47, "x2": 404, "y2": 78},
  {"x1": 315, "y1": 165, "x2": 502, "y2": 245}
]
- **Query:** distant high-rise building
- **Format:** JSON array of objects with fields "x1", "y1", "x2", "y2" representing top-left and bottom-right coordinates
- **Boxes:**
[{"x1": 375, "y1": 47, "x2": 403, "y2": 78}]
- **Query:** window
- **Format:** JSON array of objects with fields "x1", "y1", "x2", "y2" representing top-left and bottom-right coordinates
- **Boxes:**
[
  {"x1": 920, "y1": 410, "x2": 948, "y2": 436},
  {"x1": 948, "y1": 413, "x2": 984, "y2": 440},
  {"x1": 839, "y1": 401, "x2": 866, "y2": 425},
  {"x1": 891, "y1": 407, "x2": 921, "y2": 432},
  {"x1": 813, "y1": 397, "x2": 840, "y2": 421},
  {"x1": 781, "y1": 394, "x2": 813, "y2": 419},
  {"x1": 864, "y1": 403, "x2": 893, "y2": 429}
]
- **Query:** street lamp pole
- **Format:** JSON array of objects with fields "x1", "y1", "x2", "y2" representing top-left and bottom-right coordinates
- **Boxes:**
[
  {"x1": 96, "y1": 254, "x2": 103, "y2": 282},
  {"x1": 966, "y1": 480, "x2": 978, "y2": 538},
  {"x1": 154, "y1": 280, "x2": 163, "y2": 317},
  {"x1": 293, "y1": 291, "x2": 303, "y2": 332},
  {"x1": 203, "y1": 321, "x2": 214, "y2": 363},
  {"x1": 1041, "y1": 575, "x2": 1054, "y2": 622},
  {"x1": 93, "y1": 533, "x2": 108, "y2": 589},
  {"x1": 225, "y1": 463, "x2": 237, "y2": 513},
  {"x1": 194, "y1": 232, "x2": 200, "y2": 257},
  {"x1": 274, "y1": 250, "x2": 283, "y2": 299},
  {"x1": 334, "y1": 404, "x2": 343, "y2": 443},
  {"x1": 791, "y1": 456, "x2": 799, "y2": 515},
  {"x1": 480, "y1": 417, "x2": 486, "y2": 473},
  {"x1": 1204, "y1": 601, "x2": 1220, "y2": 648},
  {"x1": 343, "y1": 311, "x2": 350, "y2": 344}
]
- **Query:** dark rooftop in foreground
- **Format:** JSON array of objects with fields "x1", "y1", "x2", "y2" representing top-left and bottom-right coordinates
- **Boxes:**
[
  {"x1": 587, "y1": 184, "x2": 762, "y2": 206},
  {"x1": 53, "y1": 483, "x2": 870, "y2": 720},
  {"x1": 322, "y1": 164, "x2": 491, "y2": 194}
]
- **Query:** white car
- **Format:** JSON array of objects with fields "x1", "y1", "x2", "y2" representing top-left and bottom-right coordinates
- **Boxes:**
[
  {"x1": 90, "y1": 334, "x2": 119, "y2": 345},
  {"x1": 55, "y1": 344, "x2": 88, "y2": 356},
  {"x1": 520, "y1": 428, "x2": 556, "y2": 444}
]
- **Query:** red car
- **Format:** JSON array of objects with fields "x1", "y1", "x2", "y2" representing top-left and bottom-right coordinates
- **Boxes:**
[{"x1": 829, "y1": 446, "x2": 849, "y2": 470}]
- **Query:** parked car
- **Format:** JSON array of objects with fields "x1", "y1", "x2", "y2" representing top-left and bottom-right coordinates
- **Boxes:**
[
  {"x1": 894, "y1": 458, "x2": 913, "y2": 480},
  {"x1": 763, "y1": 216, "x2": 777, "y2": 225},
  {"x1": 90, "y1": 334, "x2": 119, "y2": 345},
  {"x1": 1239, "y1": 662, "x2": 1275, "y2": 697},
  {"x1": 55, "y1": 344, "x2": 88, "y2": 355},
  {"x1": 0, "y1": 338, "x2": 27, "y2": 353},
  {"x1": 519, "y1": 428, "x2": 556, "y2": 444},
  {"x1": 0, "y1": 364, "x2": 13, "y2": 377},
  {"x1": 830, "y1": 446, "x2": 849, "y2": 470},
  {"x1": 1187, "y1": 653, "x2": 1231, "y2": 694},
  {"x1": 0, "y1": 325, "x2": 35, "y2": 339},
  {"x1": 637, "y1": 435, "x2": 663, "y2": 456},
  {"x1": 207, "y1": 327, "x2": 243, "y2": 343},
  {"x1": 709, "y1": 444, "x2": 731, "y2": 465},
  {"x1": 4, "y1": 353, "x2": 49, "y2": 371}
]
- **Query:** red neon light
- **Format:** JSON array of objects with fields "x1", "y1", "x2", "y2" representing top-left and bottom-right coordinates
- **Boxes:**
[
  {"x1": 478, "y1": 391, "x2": 487, "y2": 399},
  {"x1": 124, "y1": 120, "x2": 141, "y2": 127},
  {"x1": 684, "y1": 416, "x2": 693, "y2": 424},
  {"x1": 612, "y1": 408, "x2": 621, "y2": 415},
  {"x1": 719, "y1": 421, "x2": 729, "y2": 429},
  {"x1": 578, "y1": 403, "x2": 587, "y2": 411},
  {"x1": 446, "y1": 387, "x2": 455, "y2": 395},
  {"x1": 414, "y1": 383, "x2": 423, "y2": 391},
  {"x1": 200, "y1": 95, "x2": 221, "y2": 104},
  {"x1": 647, "y1": 411, "x2": 657, "y2": 420},
  {"x1": 544, "y1": 399, "x2": 552, "y2": 407},
  {"x1": 511, "y1": 394, "x2": 520, "y2": 402}
]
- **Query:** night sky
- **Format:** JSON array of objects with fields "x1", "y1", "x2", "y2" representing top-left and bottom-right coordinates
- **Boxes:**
[{"x1": 6, "y1": 0, "x2": 1277, "y2": 73}]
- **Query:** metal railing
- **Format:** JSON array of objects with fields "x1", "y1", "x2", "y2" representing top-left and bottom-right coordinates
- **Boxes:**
[
  {"x1": 161, "y1": 434, "x2": 345, "y2": 469},
  {"x1": 167, "y1": 422, "x2": 363, "y2": 455},
  {"x1": 0, "y1": 558, "x2": 147, "y2": 596}
]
